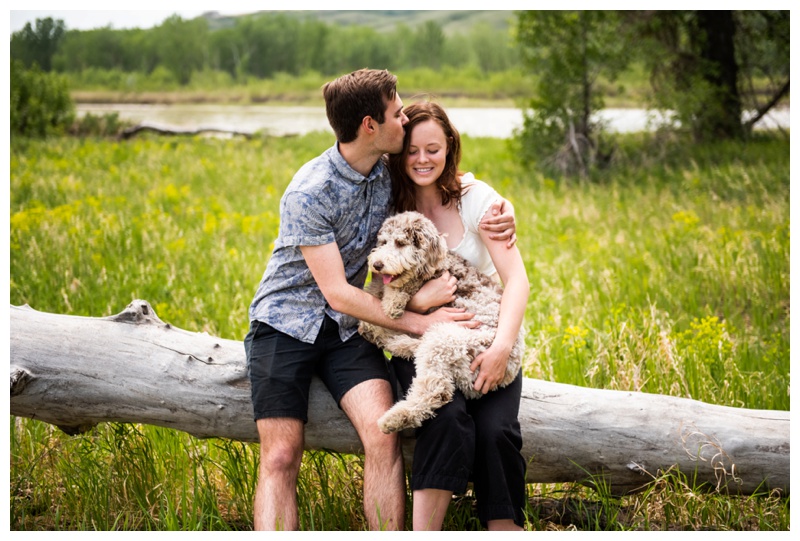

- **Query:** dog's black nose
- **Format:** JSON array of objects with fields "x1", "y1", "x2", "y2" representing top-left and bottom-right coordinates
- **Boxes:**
[{"x1": 373, "y1": 261, "x2": 384, "y2": 271}]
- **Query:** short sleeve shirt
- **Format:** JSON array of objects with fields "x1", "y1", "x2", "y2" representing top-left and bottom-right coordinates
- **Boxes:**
[
  {"x1": 248, "y1": 144, "x2": 391, "y2": 343},
  {"x1": 452, "y1": 173, "x2": 502, "y2": 277}
]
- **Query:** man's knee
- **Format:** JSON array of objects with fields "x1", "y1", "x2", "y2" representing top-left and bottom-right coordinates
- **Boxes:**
[
  {"x1": 257, "y1": 418, "x2": 305, "y2": 473},
  {"x1": 261, "y1": 443, "x2": 304, "y2": 475},
  {"x1": 362, "y1": 426, "x2": 402, "y2": 460}
]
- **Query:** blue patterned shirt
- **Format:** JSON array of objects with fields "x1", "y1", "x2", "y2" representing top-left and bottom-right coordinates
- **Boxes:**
[{"x1": 248, "y1": 144, "x2": 392, "y2": 343}]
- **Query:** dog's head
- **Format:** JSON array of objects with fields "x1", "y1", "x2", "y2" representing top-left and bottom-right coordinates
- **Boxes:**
[{"x1": 368, "y1": 211, "x2": 448, "y2": 288}]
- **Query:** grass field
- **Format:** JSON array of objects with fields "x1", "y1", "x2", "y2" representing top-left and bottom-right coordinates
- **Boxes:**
[{"x1": 9, "y1": 129, "x2": 790, "y2": 530}]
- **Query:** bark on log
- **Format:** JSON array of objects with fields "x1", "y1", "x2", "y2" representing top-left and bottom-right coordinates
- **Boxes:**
[
  {"x1": 9, "y1": 301, "x2": 789, "y2": 497},
  {"x1": 118, "y1": 122, "x2": 254, "y2": 140}
]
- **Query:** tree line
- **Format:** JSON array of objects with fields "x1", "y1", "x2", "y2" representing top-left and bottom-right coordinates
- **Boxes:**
[
  {"x1": 10, "y1": 10, "x2": 790, "y2": 180},
  {"x1": 10, "y1": 12, "x2": 520, "y2": 85}
]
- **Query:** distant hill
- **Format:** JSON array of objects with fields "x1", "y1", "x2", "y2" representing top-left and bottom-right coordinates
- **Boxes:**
[{"x1": 199, "y1": 10, "x2": 515, "y2": 34}]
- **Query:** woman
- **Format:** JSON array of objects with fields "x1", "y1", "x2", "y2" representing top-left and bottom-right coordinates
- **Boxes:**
[{"x1": 387, "y1": 101, "x2": 530, "y2": 530}]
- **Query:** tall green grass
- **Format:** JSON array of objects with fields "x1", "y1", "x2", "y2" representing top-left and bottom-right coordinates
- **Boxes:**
[{"x1": 9, "y1": 130, "x2": 790, "y2": 530}]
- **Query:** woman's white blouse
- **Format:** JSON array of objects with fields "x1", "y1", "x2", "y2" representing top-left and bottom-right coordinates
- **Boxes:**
[{"x1": 451, "y1": 173, "x2": 501, "y2": 278}]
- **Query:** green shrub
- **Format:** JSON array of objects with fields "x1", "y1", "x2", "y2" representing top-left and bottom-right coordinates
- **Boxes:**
[
  {"x1": 10, "y1": 59, "x2": 75, "y2": 138},
  {"x1": 69, "y1": 112, "x2": 128, "y2": 138}
]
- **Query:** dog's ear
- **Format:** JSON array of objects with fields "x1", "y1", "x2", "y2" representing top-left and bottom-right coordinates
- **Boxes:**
[
  {"x1": 410, "y1": 218, "x2": 439, "y2": 251},
  {"x1": 410, "y1": 225, "x2": 425, "y2": 249},
  {"x1": 434, "y1": 231, "x2": 448, "y2": 260},
  {"x1": 403, "y1": 226, "x2": 416, "y2": 247},
  {"x1": 413, "y1": 218, "x2": 448, "y2": 278}
]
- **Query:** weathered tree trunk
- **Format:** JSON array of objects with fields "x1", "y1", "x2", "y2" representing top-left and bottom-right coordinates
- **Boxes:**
[
  {"x1": 10, "y1": 301, "x2": 789, "y2": 496},
  {"x1": 118, "y1": 122, "x2": 254, "y2": 140},
  {"x1": 694, "y1": 10, "x2": 744, "y2": 140}
]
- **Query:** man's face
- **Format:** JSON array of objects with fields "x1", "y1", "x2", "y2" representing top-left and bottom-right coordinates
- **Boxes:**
[{"x1": 374, "y1": 93, "x2": 409, "y2": 155}]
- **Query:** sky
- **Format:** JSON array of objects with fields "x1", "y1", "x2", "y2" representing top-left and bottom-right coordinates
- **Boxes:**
[
  {"x1": 10, "y1": 10, "x2": 211, "y2": 32},
  {"x1": 9, "y1": 8, "x2": 254, "y2": 33},
  {"x1": 8, "y1": 4, "x2": 440, "y2": 34},
  {"x1": 7, "y1": 2, "x2": 541, "y2": 34}
]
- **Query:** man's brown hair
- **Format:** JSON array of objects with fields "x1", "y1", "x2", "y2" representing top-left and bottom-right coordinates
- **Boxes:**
[{"x1": 323, "y1": 69, "x2": 398, "y2": 143}]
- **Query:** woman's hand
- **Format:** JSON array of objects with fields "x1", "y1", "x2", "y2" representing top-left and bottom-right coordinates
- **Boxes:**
[
  {"x1": 406, "y1": 271, "x2": 457, "y2": 313},
  {"x1": 469, "y1": 342, "x2": 512, "y2": 395}
]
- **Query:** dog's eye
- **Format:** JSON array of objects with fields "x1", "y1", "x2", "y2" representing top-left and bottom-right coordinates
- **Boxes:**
[{"x1": 395, "y1": 239, "x2": 408, "y2": 248}]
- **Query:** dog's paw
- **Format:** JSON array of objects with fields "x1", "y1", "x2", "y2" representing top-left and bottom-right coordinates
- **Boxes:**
[
  {"x1": 377, "y1": 414, "x2": 399, "y2": 434},
  {"x1": 378, "y1": 406, "x2": 416, "y2": 434},
  {"x1": 377, "y1": 419, "x2": 394, "y2": 434},
  {"x1": 358, "y1": 322, "x2": 381, "y2": 346},
  {"x1": 381, "y1": 298, "x2": 405, "y2": 319},
  {"x1": 382, "y1": 291, "x2": 412, "y2": 319}
]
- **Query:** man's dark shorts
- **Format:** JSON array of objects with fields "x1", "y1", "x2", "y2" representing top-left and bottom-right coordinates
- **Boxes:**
[{"x1": 244, "y1": 315, "x2": 390, "y2": 422}]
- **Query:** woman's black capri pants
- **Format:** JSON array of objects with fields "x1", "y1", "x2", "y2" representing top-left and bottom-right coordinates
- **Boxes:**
[{"x1": 391, "y1": 356, "x2": 527, "y2": 527}]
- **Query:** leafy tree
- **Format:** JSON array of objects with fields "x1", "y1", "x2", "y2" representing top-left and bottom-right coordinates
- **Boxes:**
[
  {"x1": 52, "y1": 27, "x2": 130, "y2": 72},
  {"x1": 10, "y1": 17, "x2": 66, "y2": 71},
  {"x1": 735, "y1": 10, "x2": 790, "y2": 130},
  {"x1": 225, "y1": 15, "x2": 297, "y2": 78},
  {"x1": 10, "y1": 60, "x2": 75, "y2": 137},
  {"x1": 123, "y1": 29, "x2": 160, "y2": 74},
  {"x1": 515, "y1": 10, "x2": 790, "y2": 177},
  {"x1": 151, "y1": 15, "x2": 209, "y2": 85},
  {"x1": 515, "y1": 10, "x2": 630, "y2": 177},
  {"x1": 441, "y1": 32, "x2": 472, "y2": 69},
  {"x1": 388, "y1": 23, "x2": 416, "y2": 70},
  {"x1": 207, "y1": 26, "x2": 249, "y2": 80},
  {"x1": 324, "y1": 25, "x2": 395, "y2": 74},
  {"x1": 625, "y1": 10, "x2": 789, "y2": 141},
  {"x1": 410, "y1": 21, "x2": 446, "y2": 69},
  {"x1": 469, "y1": 22, "x2": 517, "y2": 73},
  {"x1": 296, "y1": 19, "x2": 331, "y2": 75}
]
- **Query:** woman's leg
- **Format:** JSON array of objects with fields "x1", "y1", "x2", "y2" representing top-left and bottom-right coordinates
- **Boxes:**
[
  {"x1": 392, "y1": 357, "x2": 475, "y2": 530},
  {"x1": 413, "y1": 488, "x2": 453, "y2": 530},
  {"x1": 468, "y1": 372, "x2": 526, "y2": 529}
]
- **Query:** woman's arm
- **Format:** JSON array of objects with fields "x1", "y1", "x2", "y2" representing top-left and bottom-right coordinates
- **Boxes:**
[
  {"x1": 480, "y1": 198, "x2": 517, "y2": 248},
  {"x1": 469, "y1": 222, "x2": 530, "y2": 394}
]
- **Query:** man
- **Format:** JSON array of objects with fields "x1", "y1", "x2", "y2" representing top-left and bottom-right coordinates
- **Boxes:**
[{"x1": 244, "y1": 69, "x2": 515, "y2": 531}]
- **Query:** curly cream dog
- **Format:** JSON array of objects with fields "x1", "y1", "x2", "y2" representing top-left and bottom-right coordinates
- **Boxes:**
[{"x1": 359, "y1": 211, "x2": 524, "y2": 434}]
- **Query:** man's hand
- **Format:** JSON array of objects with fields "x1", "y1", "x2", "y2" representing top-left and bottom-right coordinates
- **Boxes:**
[
  {"x1": 480, "y1": 198, "x2": 517, "y2": 248},
  {"x1": 406, "y1": 272, "x2": 457, "y2": 313}
]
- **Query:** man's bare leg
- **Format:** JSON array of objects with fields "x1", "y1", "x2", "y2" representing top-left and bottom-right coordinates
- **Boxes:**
[
  {"x1": 253, "y1": 418, "x2": 305, "y2": 530},
  {"x1": 340, "y1": 379, "x2": 406, "y2": 530}
]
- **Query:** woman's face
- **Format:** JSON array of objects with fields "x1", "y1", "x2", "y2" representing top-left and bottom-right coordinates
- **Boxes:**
[{"x1": 405, "y1": 119, "x2": 448, "y2": 189}]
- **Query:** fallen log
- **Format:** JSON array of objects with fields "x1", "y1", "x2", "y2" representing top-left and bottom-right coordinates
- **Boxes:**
[
  {"x1": 118, "y1": 122, "x2": 254, "y2": 140},
  {"x1": 9, "y1": 301, "x2": 789, "y2": 496}
]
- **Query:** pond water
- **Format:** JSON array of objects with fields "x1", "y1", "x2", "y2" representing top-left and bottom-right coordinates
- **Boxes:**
[{"x1": 77, "y1": 103, "x2": 790, "y2": 139}]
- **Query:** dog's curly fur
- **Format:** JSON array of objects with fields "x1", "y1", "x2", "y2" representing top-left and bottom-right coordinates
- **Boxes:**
[{"x1": 359, "y1": 211, "x2": 524, "y2": 434}]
